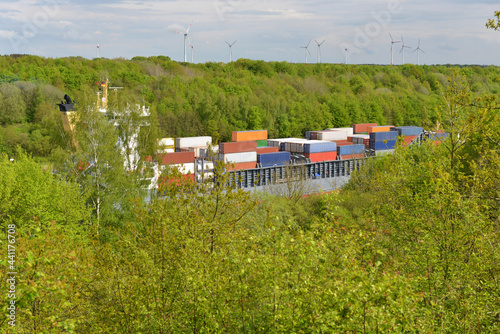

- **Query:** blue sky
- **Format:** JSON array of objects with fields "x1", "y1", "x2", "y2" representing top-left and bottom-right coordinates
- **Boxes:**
[{"x1": 0, "y1": 0, "x2": 498, "y2": 65}]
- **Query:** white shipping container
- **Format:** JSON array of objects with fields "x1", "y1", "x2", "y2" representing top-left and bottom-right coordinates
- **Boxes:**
[
  {"x1": 175, "y1": 136, "x2": 212, "y2": 149},
  {"x1": 199, "y1": 146, "x2": 219, "y2": 160},
  {"x1": 157, "y1": 137, "x2": 175, "y2": 147},
  {"x1": 267, "y1": 138, "x2": 303, "y2": 148},
  {"x1": 161, "y1": 163, "x2": 195, "y2": 175},
  {"x1": 218, "y1": 151, "x2": 257, "y2": 163},
  {"x1": 317, "y1": 131, "x2": 348, "y2": 141},
  {"x1": 324, "y1": 127, "x2": 354, "y2": 136},
  {"x1": 349, "y1": 135, "x2": 370, "y2": 145},
  {"x1": 196, "y1": 162, "x2": 214, "y2": 172},
  {"x1": 284, "y1": 139, "x2": 308, "y2": 152},
  {"x1": 157, "y1": 148, "x2": 176, "y2": 154}
]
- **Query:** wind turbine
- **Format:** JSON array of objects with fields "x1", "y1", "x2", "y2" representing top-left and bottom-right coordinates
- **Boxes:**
[
  {"x1": 399, "y1": 36, "x2": 411, "y2": 65},
  {"x1": 389, "y1": 33, "x2": 401, "y2": 65},
  {"x1": 225, "y1": 40, "x2": 237, "y2": 62},
  {"x1": 300, "y1": 39, "x2": 311, "y2": 63},
  {"x1": 314, "y1": 39, "x2": 325, "y2": 63},
  {"x1": 344, "y1": 47, "x2": 349, "y2": 64},
  {"x1": 97, "y1": 43, "x2": 100, "y2": 58},
  {"x1": 189, "y1": 37, "x2": 195, "y2": 63},
  {"x1": 176, "y1": 23, "x2": 191, "y2": 62},
  {"x1": 413, "y1": 38, "x2": 425, "y2": 65}
]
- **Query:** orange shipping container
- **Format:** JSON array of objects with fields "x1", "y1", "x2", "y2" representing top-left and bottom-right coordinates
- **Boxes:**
[
  {"x1": 367, "y1": 125, "x2": 394, "y2": 134},
  {"x1": 232, "y1": 130, "x2": 268, "y2": 142},
  {"x1": 257, "y1": 146, "x2": 280, "y2": 154},
  {"x1": 337, "y1": 153, "x2": 365, "y2": 160},
  {"x1": 227, "y1": 161, "x2": 257, "y2": 171}
]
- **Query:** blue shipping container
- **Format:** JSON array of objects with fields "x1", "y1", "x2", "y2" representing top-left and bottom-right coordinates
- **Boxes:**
[
  {"x1": 370, "y1": 140, "x2": 397, "y2": 150},
  {"x1": 370, "y1": 131, "x2": 399, "y2": 142},
  {"x1": 258, "y1": 152, "x2": 291, "y2": 166},
  {"x1": 430, "y1": 132, "x2": 450, "y2": 140},
  {"x1": 303, "y1": 141, "x2": 337, "y2": 154},
  {"x1": 391, "y1": 126, "x2": 423, "y2": 136},
  {"x1": 337, "y1": 144, "x2": 365, "y2": 155}
]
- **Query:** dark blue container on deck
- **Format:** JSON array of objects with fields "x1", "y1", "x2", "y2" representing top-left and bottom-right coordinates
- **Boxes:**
[{"x1": 258, "y1": 152, "x2": 291, "y2": 167}]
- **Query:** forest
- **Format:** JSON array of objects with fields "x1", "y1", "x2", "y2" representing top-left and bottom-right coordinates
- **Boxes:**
[{"x1": 0, "y1": 51, "x2": 499, "y2": 332}]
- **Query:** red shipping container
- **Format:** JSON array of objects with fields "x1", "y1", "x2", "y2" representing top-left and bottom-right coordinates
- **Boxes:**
[
  {"x1": 159, "y1": 174, "x2": 195, "y2": 187},
  {"x1": 363, "y1": 138, "x2": 370, "y2": 148},
  {"x1": 351, "y1": 123, "x2": 377, "y2": 134},
  {"x1": 219, "y1": 141, "x2": 257, "y2": 154},
  {"x1": 257, "y1": 146, "x2": 279, "y2": 154},
  {"x1": 402, "y1": 135, "x2": 418, "y2": 147},
  {"x1": 158, "y1": 151, "x2": 195, "y2": 165},
  {"x1": 305, "y1": 151, "x2": 337, "y2": 162},
  {"x1": 335, "y1": 141, "x2": 352, "y2": 146},
  {"x1": 309, "y1": 131, "x2": 320, "y2": 140},
  {"x1": 227, "y1": 162, "x2": 257, "y2": 171},
  {"x1": 232, "y1": 130, "x2": 267, "y2": 142},
  {"x1": 337, "y1": 153, "x2": 365, "y2": 160}
]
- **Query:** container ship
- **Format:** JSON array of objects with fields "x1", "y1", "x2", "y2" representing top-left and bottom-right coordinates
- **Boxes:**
[{"x1": 146, "y1": 124, "x2": 449, "y2": 192}]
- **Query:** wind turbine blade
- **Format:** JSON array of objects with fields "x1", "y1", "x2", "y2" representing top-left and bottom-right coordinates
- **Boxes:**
[
  {"x1": 389, "y1": 32, "x2": 394, "y2": 41},
  {"x1": 186, "y1": 24, "x2": 191, "y2": 34},
  {"x1": 314, "y1": 39, "x2": 319, "y2": 45},
  {"x1": 307, "y1": 48, "x2": 311, "y2": 56},
  {"x1": 225, "y1": 41, "x2": 230, "y2": 46},
  {"x1": 319, "y1": 39, "x2": 325, "y2": 46},
  {"x1": 420, "y1": 49, "x2": 426, "y2": 54},
  {"x1": 401, "y1": 36, "x2": 405, "y2": 45},
  {"x1": 232, "y1": 40, "x2": 237, "y2": 46},
  {"x1": 306, "y1": 39, "x2": 311, "y2": 48}
]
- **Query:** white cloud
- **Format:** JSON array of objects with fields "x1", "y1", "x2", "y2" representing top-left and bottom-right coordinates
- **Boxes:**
[{"x1": 0, "y1": 29, "x2": 18, "y2": 39}]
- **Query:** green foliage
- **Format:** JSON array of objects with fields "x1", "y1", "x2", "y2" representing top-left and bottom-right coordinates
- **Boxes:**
[
  {"x1": 486, "y1": 10, "x2": 500, "y2": 30},
  {"x1": 2, "y1": 55, "x2": 500, "y2": 156},
  {"x1": 0, "y1": 151, "x2": 89, "y2": 231}
]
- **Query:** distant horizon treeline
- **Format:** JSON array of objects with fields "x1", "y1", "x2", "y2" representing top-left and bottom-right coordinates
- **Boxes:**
[{"x1": 1, "y1": 54, "x2": 500, "y2": 159}]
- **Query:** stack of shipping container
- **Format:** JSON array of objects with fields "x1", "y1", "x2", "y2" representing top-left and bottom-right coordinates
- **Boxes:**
[
  {"x1": 149, "y1": 124, "x2": 435, "y2": 188},
  {"x1": 218, "y1": 140, "x2": 258, "y2": 171},
  {"x1": 175, "y1": 136, "x2": 212, "y2": 158}
]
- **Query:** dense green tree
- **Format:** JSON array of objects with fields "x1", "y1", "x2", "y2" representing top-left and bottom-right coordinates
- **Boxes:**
[{"x1": 0, "y1": 151, "x2": 89, "y2": 231}]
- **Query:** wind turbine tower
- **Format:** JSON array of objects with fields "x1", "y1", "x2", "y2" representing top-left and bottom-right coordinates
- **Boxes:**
[
  {"x1": 300, "y1": 39, "x2": 311, "y2": 64},
  {"x1": 413, "y1": 38, "x2": 425, "y2": 65},
  {"x1": 315, "y1": 39, "x2": 325, "y2": 63},
  {"x1": 389, "y1": 33, "x2": 400, "y2": 65},
  {"x1": 189, "y1": 37, "x2": 195, "y2": 63},
  {"x1": 225, "y1": 40, "x2": 237, "y2": 62},
  {"x1": 399, "y1": 36, "x2": 412, "y2": 65},
  {"x1": 344, "y1": 47, "x2": 349, "y2": 64},
  {"x1": 176, "y1": 23, "x2": 192, "y2": 62},
  {"x1": 97, "y1": 43, "x2": 100, "y2": 58}
]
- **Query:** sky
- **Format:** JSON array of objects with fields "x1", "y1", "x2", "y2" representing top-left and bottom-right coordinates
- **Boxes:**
[{"x1": 0, "y1": 0, "x2": 499, "y2": 65}]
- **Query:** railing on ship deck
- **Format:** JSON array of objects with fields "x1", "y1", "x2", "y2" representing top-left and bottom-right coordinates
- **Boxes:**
[{"x1": 221, "y1": 157, "x2": 370, "y2": 189}]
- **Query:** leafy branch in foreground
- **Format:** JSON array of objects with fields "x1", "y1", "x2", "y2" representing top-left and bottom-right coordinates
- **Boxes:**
[{"x1": 486, "y1": 11, "x2": 500, "y2": 30}]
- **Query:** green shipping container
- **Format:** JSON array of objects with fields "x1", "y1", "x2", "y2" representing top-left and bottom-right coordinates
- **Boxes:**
[{"x1": 256, "y1": 140, "x2": 268, "y2": 147}]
